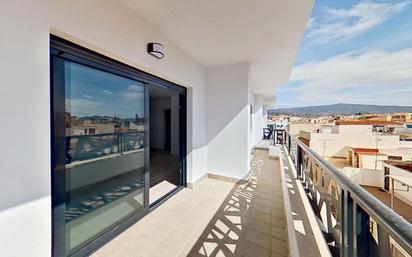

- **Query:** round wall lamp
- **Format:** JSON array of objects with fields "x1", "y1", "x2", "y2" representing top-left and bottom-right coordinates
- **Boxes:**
[{"x1": 147, "y1": 43, "x2": 165, "y2": 59}]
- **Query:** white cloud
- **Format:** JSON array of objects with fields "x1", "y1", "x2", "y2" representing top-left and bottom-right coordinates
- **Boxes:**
[
  {"x1": 287, "y1": 48, "x2": 412, "y2": 105},
  {"x1": 66, "y1": 98, "x2": 102, "y2": 116},
  {"x1": 306, "y1": 18, "x2": 315, "y2": 29},
  {"x1": 83, "y1": 94, "x2": 92, "y2": 99},
  {"x1": 119, "y1": 85, "x2": 144, "y2": 100},
  {"x1": 103, "y1": 89, "x2": 114, "y2": 95},
  {"x1": 306, "y1": 1, "x2": 410, "y2": 43}
]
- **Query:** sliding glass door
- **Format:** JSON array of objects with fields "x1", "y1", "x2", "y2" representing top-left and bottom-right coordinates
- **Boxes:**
[
  {"x1": 51, "y1": 36, "x2": 186, "y2": 257},
  {"x1": 52, "y1": 56, "x2": 147, "y2": 256}
]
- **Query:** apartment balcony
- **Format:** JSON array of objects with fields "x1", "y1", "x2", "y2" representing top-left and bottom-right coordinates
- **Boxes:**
[
  {"x1": 87, "y1": 131, "x2": 412, "y2": 257},
  {"x1": 3, "y1": 1, "x2": 412, "y2": 257}
]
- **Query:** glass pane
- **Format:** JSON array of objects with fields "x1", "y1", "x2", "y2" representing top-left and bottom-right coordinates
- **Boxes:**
[{"x1": 61, "y1": 60, "x2": 146, "y2": 253}]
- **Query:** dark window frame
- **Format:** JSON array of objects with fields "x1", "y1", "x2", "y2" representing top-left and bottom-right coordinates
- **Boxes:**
[{"x1": 50, "y1": 35, "x2": 187, "y2": 257}]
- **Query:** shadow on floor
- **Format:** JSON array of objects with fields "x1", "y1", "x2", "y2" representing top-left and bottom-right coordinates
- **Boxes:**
[{"x1": 187, "y1": 149, "x2": 288, "y2": 257}]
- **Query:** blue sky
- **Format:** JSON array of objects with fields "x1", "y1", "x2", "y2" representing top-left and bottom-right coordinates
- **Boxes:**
[
  {"x1": 65, "y1": 61, "x2": 145, "y2": 119},
  {"x1": 276, "y1": 0, "x2": 412, "y2": 108}
]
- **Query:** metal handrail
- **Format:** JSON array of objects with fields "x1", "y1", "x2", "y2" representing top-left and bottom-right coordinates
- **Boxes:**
[
  {"x1": 281, "y1": 129, "x2": 412, "y2": 256},
  {"x1": 69, "y1": 131, "x2": 144, "y2": 139},
  {"x1": 66, "y1": 131, "x2": 145, "y2": 163}
]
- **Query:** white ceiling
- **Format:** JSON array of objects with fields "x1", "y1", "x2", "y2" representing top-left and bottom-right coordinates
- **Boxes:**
[{"x1": 122, "y1": 0, "x2": 313, "y2": 95}]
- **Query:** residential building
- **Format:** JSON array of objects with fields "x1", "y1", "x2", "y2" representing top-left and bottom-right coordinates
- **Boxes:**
[
  {"x1": 0, "y1": 1, "x2": 314, "y2": 257},
  {"x1": 288, "y1": 123, "x2": 332, "y2": 136},
  {"x1": 71, "y1": 122, "x2": 116, "y2": 136},
  {"x1": 348, "y1": 147, "x2": 388, "y2": 170},
  {"x1": 299, "y1": 122, "x2": 401, "y2": 159},
  {"x1": 389, "y1": 113, "x2": 412, "y2": 123}
]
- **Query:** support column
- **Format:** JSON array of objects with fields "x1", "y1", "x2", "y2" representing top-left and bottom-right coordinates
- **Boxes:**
[{"x1": 206, "y1": 62, "x2": 251, "y2": 179}]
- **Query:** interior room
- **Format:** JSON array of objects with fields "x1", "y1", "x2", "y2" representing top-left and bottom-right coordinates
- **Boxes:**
[{"x1": 149, "y1": 85, "x2": 181, "y2": 204}]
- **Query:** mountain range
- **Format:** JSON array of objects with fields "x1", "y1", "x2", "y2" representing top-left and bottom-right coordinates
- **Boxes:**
[{"x1": 269, "y1": 103, "x2": 412, "y2": 115}]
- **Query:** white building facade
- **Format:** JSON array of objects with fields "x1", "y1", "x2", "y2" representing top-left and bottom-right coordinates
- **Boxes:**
[{"x1": 0, "y1": 1, "x2": 313, "y2": 256}]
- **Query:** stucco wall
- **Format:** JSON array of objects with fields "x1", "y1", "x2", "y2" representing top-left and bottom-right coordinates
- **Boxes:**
[
  {"x1": 384, "y1": 164, "x2": 412, "y2": 207},
  {"x1": 359, "y1": 154, "x2": 388, "y2": 170},
  {"x1": 309, "y1": 133, "x2": 400, "y2": 158},
  {"x1": 338, "y1": 125, "x2": 372, "y2": 135},
  {"x1": 252, "y1": 95, "x2": 265, "y2": 147},
  {"x1": 0, "y1": 1, "x2": 208, "y2": 256},
  {"x1": 206, "y1": 62, "x2": 251, "y2": 179},
  {"x1": 342, "y1": 167, "x2": 384, "y2": 188},
  {"x1": 288, "y1": 123, "x2": 325, "y2": 136}
]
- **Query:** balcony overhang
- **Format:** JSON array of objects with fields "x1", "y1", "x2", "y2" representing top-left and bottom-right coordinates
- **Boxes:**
[{"x1": 122, "y1": 0, "x2": 313, "y2": 96}]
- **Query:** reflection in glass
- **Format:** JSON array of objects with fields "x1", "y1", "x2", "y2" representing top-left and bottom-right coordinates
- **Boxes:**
[{"x1": 57, "y1": 60, "x2": 146, "y2": 253}]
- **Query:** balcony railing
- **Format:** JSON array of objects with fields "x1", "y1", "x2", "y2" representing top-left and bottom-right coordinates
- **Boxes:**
[
  {"x1": 66, "y1": 131, "x2": 145, "y2": 163},
  {"x1": 276, "y1": 129, "x2": 412, "y2": 257}
]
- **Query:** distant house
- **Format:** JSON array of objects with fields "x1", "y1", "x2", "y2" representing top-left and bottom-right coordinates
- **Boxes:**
[
  {"x1": 347, "y1": 147, "x2": 387, "y2": 170},
  {"x1": 299, "y1": 121, "x2": 401, "y2": 159},
  {"x1": 335, "y1": 120, "x2": 404, "y2": 134},
  {"x1": 117, "y1": 121, "x2": 144, "y2": 132},
  {"x1": 70, "y1": 121, "x2": 115, "y2": 135}
]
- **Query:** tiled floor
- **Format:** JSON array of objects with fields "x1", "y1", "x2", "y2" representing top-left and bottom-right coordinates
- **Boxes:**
[{"x1": 93, "y1": 149, "x2": 288, "y2": 257}]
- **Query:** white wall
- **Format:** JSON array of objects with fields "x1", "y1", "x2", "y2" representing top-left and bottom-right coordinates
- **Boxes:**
[
  {"x1": 359, "y1": 154, "x2": 387, "y2": 170},
  {"x1": 400, "y1": 141, "x2": 412, "y2": 148},
  {"x1": 0, "y1": 0, "x2": 276, "y2": 255},
  {"x1": 150, "y1": 98, "x2": 171, "y2": 150},
  {"x1": 309, "y1": 133, "x2": 400, "y2": 158},
  {"x1": 149, "y1": 96, "x2": 179, "y2": 154},
  {"x1": 288, "y1": 123, "x2": 325, "y2": 136},
  {"x1": 381, "y1": 148, "x2": 412, "y2": 161},
  {"x1": 338, "y1": 125, "x2": 372, "y2": 135},
  {"x1": 342, "y1": 167, "x2": 384, "y2": 188},
  {"x1": 252, "y1": 95, "x2": 264, "y2": 147},
  {"x1": 171, "y1": 95, "x2": 180, "y2": 155},
  {"x1": 0, "y1": 0, "x2": 208, "y2": 256},
  {"x1": 384, "y1": 164, "x2": 412, "y2": 206},
  {"x1": 207, "y1": 62, "x2": 251, "y2": 179}
]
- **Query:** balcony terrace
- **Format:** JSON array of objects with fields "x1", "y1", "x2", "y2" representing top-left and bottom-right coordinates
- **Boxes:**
[
  {"x1": 92, "y1": 148, "x2": 285, "y2": 257},
  {"x1": 91, "y1": 130, "x2": 412, "y2": 257}
]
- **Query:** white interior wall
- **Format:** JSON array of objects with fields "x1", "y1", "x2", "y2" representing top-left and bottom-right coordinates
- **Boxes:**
[
  {"x1": 0, "y1": 0, "x2": 208, "y2": 256},
  {"x1": 171, "y1": 95, "x2": 180, "y2": 155},
  {"x1": 206, "y1": 62, "x2": 251, "y2": 179},
  {"x1": 150, "y1": 98, "x2": 171, "y2": 150},
  {"x1": 149, "y1": 96, "x2": 179, "y2": 153}
]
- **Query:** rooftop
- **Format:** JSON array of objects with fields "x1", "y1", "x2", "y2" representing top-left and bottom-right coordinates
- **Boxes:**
[
  {"x1": 336, "y1": 120, "x2": 403, "y2": 126},
  {"x1": 362, "y1": 186, "x2": 412, "y2": 223},
  {"x1": 385, "y1": 160, "x2": 412, "y2": 172},
  {"x1": 351, "y1": 147, "x2": 379, "y2": 154}
]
